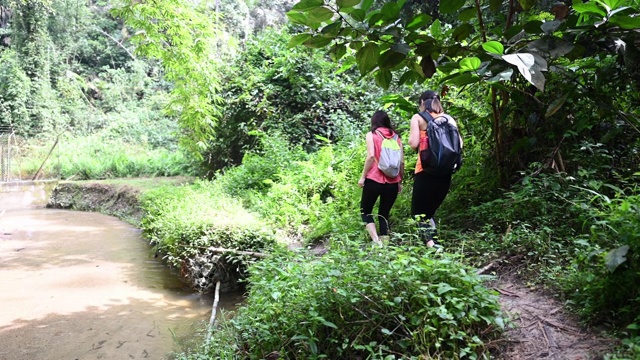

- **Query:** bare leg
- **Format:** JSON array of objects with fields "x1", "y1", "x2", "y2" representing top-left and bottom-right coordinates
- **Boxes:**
[{"x1": 365, "y1": 222, "x2": 382, "y2": 245}]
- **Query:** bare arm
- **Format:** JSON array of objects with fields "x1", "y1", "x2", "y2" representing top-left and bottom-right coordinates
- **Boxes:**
[
  {"x1": 409, "y1": 114, "x2": 423, "y2": 150},
  {"x1": 358, "y1": 132, "x2": 376, "y2": 187}
]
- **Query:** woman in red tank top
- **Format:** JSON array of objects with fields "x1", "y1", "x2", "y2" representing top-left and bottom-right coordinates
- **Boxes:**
[{"x1": 358, "y1": 111, "x2": 404, "y2": 245}]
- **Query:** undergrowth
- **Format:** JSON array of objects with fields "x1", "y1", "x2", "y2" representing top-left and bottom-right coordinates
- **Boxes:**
[{"x1": 183, "y1": 240, "x2": 504, "y2": 360}]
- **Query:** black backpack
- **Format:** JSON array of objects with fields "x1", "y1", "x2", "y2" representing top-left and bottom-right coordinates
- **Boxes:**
[{"x1": 418, "y1": 112, "x2": 463, "y2": 176}]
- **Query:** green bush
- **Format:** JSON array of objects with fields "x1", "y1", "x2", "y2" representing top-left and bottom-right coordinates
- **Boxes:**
[
  {"x1": 200, "y1": 241, "x2": 503, "y2": 359},
  {"x1": 562, "y1": 192, "x2": 640, "y2": 326},
  {"x1": 139, "y1": 180, "x2": 279, "y2": 271}
]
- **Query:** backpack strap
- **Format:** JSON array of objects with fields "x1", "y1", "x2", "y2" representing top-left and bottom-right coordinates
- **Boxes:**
[
  {"x1": 375, "y1": 129, "x2": 397, "y2": 140},
  {"x1": 418, "y1": 111, "x2": 434, "y2": 124}
]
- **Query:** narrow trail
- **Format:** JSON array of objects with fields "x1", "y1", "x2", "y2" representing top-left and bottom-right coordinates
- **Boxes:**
[{"x1": 489, "y1": 272, "x2": 618, "y2": 360}]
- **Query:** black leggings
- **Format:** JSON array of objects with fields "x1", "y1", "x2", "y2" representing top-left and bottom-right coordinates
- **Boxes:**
[
  {"x1": 360, "y1": 179, "x2": 399, "y2": 236},
  {"x1": 411, "y1": 171, "x2": 452, "y2": 232}
]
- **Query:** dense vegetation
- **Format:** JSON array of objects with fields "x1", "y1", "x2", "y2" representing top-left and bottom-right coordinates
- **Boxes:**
[{"x1": 2, "y1": 0, "x2": 639, "y2": 359}]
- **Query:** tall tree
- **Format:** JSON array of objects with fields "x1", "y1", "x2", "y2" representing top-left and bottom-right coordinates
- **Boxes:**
[
  {"x1": 112, "y1": 0, "x2": 226, "y2": 159},
  {"x1": 287, "y1": 0, "x2": 640, "y2": 184}
]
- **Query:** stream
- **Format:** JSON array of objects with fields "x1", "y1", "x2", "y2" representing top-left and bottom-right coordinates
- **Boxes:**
[{"x1": 0, "y1": 208, "x2": 242, "y2": 360}]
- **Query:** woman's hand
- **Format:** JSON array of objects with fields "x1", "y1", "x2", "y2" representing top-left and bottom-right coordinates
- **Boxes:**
[
  {"x1": 358, "y1": 176, "x2": 366, "y2": 188},
  {"x1": 398, "y1": 183, "x2": 403, "y2": 193}
]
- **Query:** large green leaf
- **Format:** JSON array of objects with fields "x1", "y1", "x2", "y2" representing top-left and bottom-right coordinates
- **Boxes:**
[
  {"x1": 459, "y1": 7, "x2": 476, "y2": 22},
  {"x1": 303, "y1": 35, "x2": 333, "y2": 48},
  {"x1": 483, "y1": 41, "x2": 504, "y2": 55},
  {"x1": 391, "y1": 42, "x2": 411, "y2": 55},
  {"x1": 375, "y1": 69, "x2": 392, "y2": 89},
  {"x1": 440, "y1": 0, "x2": 465, "y2": 14},
  {"x1": 321, "y1": 21, "x2": 342, "y2": 38},
  {"x1": 288, "y1": 33, "x2": 313, "y2": 48},
  {"x1": 448, "y1": 72, "x2": 480, "y2": 86},
  {"x1": 361, "y1": 0, "x2": 374, "y2": 11},
  {"x1": 381, "y1": 2, "x2": 401, "y2": 23},
  {"x1": 356, "y1": 42, "x2": 379, "y2": 74},
  {"x1": 330, "y1": 43, "x2": 347, "y2": 61},
  {"x1": 291, "y1": 0, "x2": 324, "y2": 11},
  {"x1": 490, "y1": 0, "x2": 503, "y2": 11},
  {"x1": 610, "y1": 15, "x2": 640, "y2": 29},
  {"x1": 545, "y1": 92, "x2": 569, "y2": 117},
  {"x1": 336, "y1": 0, "x2": 360, "y2": 9},
  {"x1": 350, "y1": 8, "x2": 366, "y2": 22},
  {"x1": 572, "y1": 1, "x2": 607, "y2": 17},
  {"x1": 517, "y1": 0, "x2": 535, "y2": 10},
  {"x1": 307, "y1": 6, "x2": 334, "y2": 23},
  {"x1": 407, "y1": 13, "x2": 431, "y2": 31},
  {"x1": 459, "y1": 57, "x2": 481, "y2": 72},
  {"x1": 287, "y1": 11, "x2": 309, "y2": 26},
  {"x1": 605, "y1": 245, "x2": 629, "y2": 273},
  {"x1": 378, "y1": 49, "x2": 407, "y2": 69},
  {"x1": 452, "y1": 23, "x2": 473, "y2": 42}
]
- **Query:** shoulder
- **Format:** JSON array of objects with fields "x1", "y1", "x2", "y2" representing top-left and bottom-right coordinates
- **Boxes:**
[
  {"x1": 410, "y1": 113, "x2": 424, "y2": 125},
  {"x1": 445, "y1": 114, "x2": 458, "y2": 127}
]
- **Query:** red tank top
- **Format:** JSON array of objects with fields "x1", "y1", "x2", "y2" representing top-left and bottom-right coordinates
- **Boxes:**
[{"x1": 365, "y1": 128, "x2": 402, "y2": 184}]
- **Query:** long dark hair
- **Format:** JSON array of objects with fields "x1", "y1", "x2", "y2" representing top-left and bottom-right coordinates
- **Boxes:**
[
  {"x1": 370, "y1": 110, "x2": 393, "y2": 132},
  {"x1": 419, "y1": 90, "x2": 444, "y2": 114}
]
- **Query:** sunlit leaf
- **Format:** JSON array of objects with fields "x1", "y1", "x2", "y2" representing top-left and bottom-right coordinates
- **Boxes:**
[
  {"x1": 459, "y1": 57, "x2": 481, "y2": 72},
  {"x1": 483, "y1": 41, "x2": 504, "y2": 55},
  {"x1": 572, "y1": 2, "x2": 607, "y2": 17}
]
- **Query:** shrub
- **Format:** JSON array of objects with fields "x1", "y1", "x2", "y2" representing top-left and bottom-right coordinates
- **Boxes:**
[{"x1": 201, "y1": 240, "x2": 503, "y2": 359}]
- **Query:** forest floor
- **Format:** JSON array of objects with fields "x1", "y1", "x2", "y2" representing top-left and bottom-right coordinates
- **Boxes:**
[
  {"x1": 487, "y1": 264, "x2": 618, "y2": 359},
  {"x1": 46, "y1": 178, "x2": 621, "y2": 359}
]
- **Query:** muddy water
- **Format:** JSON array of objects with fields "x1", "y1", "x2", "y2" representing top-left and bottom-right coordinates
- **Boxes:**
[{"x1": 0, "y1": 208, "x2": 242, "y2": 360}]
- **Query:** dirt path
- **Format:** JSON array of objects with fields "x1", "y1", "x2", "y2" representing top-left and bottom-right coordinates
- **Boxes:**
[{"x1": 490, "y1": 273, "x2": 617, "y2": 359}]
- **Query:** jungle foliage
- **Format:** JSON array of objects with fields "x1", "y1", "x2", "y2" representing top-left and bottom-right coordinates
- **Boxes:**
[{"x1": 2, "y1": 0, "x2": 640, "y2": 359}]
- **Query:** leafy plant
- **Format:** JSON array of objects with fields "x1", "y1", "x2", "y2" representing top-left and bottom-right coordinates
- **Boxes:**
[{"x1": 201, "y1": 240, "x2": 503, "y2": 359}]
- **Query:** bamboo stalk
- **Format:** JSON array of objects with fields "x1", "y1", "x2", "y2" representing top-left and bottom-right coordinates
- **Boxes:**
[{"x1": 206, "y1": 280, "x2": 221, "y2": 343}]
